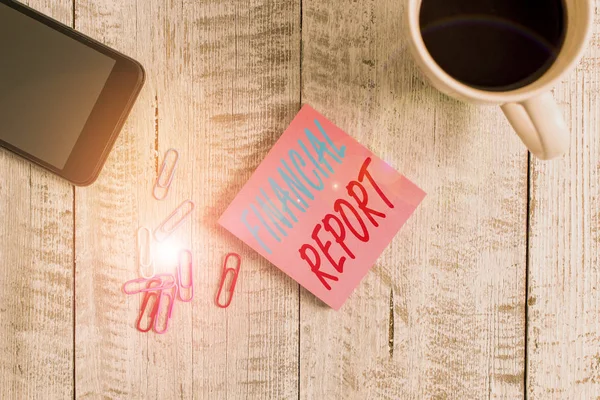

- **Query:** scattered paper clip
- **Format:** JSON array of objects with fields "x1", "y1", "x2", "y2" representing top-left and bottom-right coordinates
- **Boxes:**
[
  {"x1": 128, "y1": 145, "x2": 197, "y2": 334},
  {"x1": 152, "y1": 148, "x2": 179, "y2": 200},
  {"x1": 137, "y1": 291, "x2": 158, "y2": 333},
  {"x1": 153, "y1": 273, "x2": 177, "y2": 287},
  {"x1": 136, "y1": 279, "x2": 161, "y2": 333},
  {"x1": 122, "y1": 274, "x2": 176, "y2": 295},
  {"x1": 125, "y1": 267, "x2": 193, "y2": 334},
  {"x1": 215, "y1": 252, "x2": 241, "y2": 308},
  {"x1": 154, "y1": 284, "x2": 178, "y2": 334},
  {"x1": 154, "y1": 200, "x2": 195, "y2": 242},
  {"x1": 177, "y1": 249, "x2": 194, "y2": 302},
  {"x1": 137, "y1": 227, "x2": 154, "y2": 279}
]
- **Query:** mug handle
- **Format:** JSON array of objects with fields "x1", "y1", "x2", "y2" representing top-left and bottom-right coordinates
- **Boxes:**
[{"x1": 501, "y1": 92, "x2": 569, "y2": 160}]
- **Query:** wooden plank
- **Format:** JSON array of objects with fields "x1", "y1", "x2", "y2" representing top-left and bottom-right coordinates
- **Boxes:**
[
  {"x1": 73, "y1": 0, "x2": 159, "y2": 397},
  {"x1": 74, "y1": 0, "x2": 190, "y2": 397},
  {"x1": 74, "y1": 0, "x2": 300, "y2": 398},
  {"x1": 186, "y1": 0, "x2": 301, "y2": 398},
  {"x1": 300, "y1": 1, "x2": 527, "y2": 398},
  {"x1": 0, "y1": 1, "x2": 74, "y2": 399},
  {"x1": 527, "y1": 4, "x2": 600, "y2": 398}
]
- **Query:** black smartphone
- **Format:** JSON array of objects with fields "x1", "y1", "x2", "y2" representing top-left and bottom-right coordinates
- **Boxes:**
[{"x1": 0, "y1": 0, "x2": 145, "y2": 185}]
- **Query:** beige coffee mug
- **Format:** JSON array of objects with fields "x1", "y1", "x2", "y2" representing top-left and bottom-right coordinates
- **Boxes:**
[{"x1": 406, "y1": 0, "x2": 593, "y2": 160}]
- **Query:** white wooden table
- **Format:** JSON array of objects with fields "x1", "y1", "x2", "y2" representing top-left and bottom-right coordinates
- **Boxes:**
[{"x1": 1, "y1": 0, "x2": 599, "y2": 398}]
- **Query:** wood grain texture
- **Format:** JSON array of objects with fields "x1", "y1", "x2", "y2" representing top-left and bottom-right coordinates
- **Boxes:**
[
  {"x1": 527, "y1": 3, "x2": 600, "y2": 398},
  {"x1": 300, "y1": 1, "x2": 528, "y2": 399},
  {"x1": 187, "y1": 0, "x2": 301, "y2": 398},
  {"x1": 74, "y1": 0, "x2": 158, "y2": 397},
  {"x1": 0, "y1": 1, "x2": 74, "y2": 399},
  {"x1": 7, "y1": 0, "x2": 600, "y2": 397},
  {"x1": 74, "y1": 0, "x2": 300, "y2": 398}
]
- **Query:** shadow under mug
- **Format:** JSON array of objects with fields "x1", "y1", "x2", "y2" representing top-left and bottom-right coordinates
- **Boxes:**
[{"x1": 405, "y1": 0, "x2": 593, "y2": 160}]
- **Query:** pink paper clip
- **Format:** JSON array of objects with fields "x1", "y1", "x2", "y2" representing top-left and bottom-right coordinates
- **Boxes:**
[
  {"x1": 153, "y1": 148, "x2": 179, "y2": 200},
  {"x1": 154, "y1": 273, "x2": 176, "y2": 288},
  {"x1": 122, "y1": 274, "x2": 175, "y2": 295},
  {"x1": 153, "y1": 200, "x2": 195, "y2": 242},
  {"x1": 177, "y1": 250, "x2": 194, "y2": 302},
  {"x1": 154, "y1": 284, "x2": 177, "y2": 334},
  {"x1": 136, "y1": 279, "x2": 161, "y2": 333},
  {"x1": 215, "y1": 253, "x2": 241, "y2": 308}
]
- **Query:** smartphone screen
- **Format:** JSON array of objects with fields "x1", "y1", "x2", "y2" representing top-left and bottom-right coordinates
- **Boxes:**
[{"x1": 0, "y1": 3, "x2": 117, "y2": 169}]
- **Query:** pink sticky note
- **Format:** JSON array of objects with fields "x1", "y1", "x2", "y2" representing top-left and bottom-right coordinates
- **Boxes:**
[{"x1": 219, "y1": 105, "x2": 425, "y2": 310}]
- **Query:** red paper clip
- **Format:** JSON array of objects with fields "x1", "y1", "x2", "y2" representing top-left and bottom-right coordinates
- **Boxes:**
[
  {"x1": 215, "y1": 253, "x2": 241, "y2": 308},
  {"x1": 177, "y1": 250, "x2": 194, "y2": 302},
  {"x1": 136, "y1": 279, "x2": 161, "y2": 333},
  {"x1": 154, "y1": 284, "x2": 177, "y2": 334}
]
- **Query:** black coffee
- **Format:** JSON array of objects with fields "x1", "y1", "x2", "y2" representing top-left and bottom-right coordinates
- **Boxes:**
[{"x1": 419, "y1": 0, "x2": 566, "y2": 91}]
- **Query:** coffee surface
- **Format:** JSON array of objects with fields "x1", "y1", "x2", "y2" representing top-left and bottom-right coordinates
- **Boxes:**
[{"x1": 419, "y1": 0, "x2": 565, "y2": 91}]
